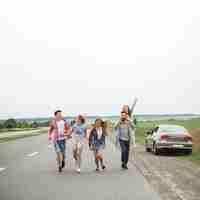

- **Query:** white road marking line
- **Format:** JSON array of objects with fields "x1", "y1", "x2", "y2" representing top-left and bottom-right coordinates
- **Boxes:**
[
  {"x1": 27, "y1": 152, "x2": 39, "y2": 157},
  {"x1": 0, "y1": 167, "x2": 6, "y2": 172}
]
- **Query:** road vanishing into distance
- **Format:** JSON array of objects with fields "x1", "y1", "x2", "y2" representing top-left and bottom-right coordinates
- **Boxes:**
[{"x1": 0, "y1": 134, "x2": 161, "y2": 200}]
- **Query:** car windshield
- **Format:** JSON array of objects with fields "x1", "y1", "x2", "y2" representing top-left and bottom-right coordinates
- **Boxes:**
[{"x1": 159, "y1": 126, "x2": 187, "y2": 134}]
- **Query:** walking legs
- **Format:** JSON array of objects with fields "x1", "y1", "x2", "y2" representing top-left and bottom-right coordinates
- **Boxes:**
[{"x1": 119, "y1": 139, "x2": 130, "y2": 169}]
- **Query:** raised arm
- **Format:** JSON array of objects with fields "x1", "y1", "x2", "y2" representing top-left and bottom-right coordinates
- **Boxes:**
[{"x1": 130, "y1": 98, "x2": 138, "y2": 117}]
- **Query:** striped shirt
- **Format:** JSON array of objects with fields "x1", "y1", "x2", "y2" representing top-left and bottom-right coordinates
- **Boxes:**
[{"x1": 48, "y1": 119, "x2": 70, "y2": 141}]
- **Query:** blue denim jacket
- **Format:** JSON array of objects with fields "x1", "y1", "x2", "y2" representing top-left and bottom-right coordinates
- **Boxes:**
[{"x1": 89, "y1": 128, "x2": 106, "y2": 150}]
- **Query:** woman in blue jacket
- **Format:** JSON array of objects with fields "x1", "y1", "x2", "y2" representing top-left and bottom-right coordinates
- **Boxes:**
[{"x1": 89, "y1": 118, "x2": 107, "y2": 171}]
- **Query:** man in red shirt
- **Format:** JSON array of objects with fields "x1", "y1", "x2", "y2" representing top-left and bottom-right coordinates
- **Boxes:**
[{"x1": 48, "y1": 110, "x2": 71, "y2": 172}]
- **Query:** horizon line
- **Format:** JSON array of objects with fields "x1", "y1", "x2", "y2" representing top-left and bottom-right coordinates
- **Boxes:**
[{"x1": 0, "y1": 113, "x2": 200, "y2": 120}]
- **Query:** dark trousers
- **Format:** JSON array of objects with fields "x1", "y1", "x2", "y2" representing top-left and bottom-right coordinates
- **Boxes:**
[{"x1": 119, "y1": 139, "x2": 130, "y2": 165}]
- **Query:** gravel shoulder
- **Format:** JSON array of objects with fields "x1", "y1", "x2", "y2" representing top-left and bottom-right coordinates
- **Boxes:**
[{"x1": 131, "y1": 145, "x2": 200, "y2": 200}]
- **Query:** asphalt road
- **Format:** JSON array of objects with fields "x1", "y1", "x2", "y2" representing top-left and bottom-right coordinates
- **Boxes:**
[{"x1": 0, "y1": 134, "x2": 161, "y2": 200}]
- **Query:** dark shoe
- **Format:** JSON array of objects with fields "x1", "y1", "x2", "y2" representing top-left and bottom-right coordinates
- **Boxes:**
[
  {"x1": 62, "y1": 160, "x2": 65, "y2": 168},
  {"x1": 96, "y1": 168, "x2": 100, "y2": 172},
  {"x1": 121, "y1": 163, "x2": 125, "y2": 169},
  {"x1": 59, "y1": 166, "x2": 62, "y2": 173},
  {"x1": 124, "y1": 165, "x2": 128, "y2": 170},
  {"x1": 102, "y1": 165, "x2": 106, "y2": 170}
]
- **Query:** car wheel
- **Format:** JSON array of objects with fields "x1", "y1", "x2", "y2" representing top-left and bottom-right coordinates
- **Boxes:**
[
  {"x1": 146, "y1": 146, "x2": 151, "y2": 152},
  {"x1": 153, "y1": 143, "x2": 160, "y2": 155},
  {"x1": 145, "y1": 147, "x2": 151, "y2": 152},
  {"x1": 145, "y1": 141, "x2": 151, "y2": 152}
]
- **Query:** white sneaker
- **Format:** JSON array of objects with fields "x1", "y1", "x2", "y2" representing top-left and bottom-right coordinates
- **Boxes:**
[{"x1": 76, "y1": 168, "x2": 81, "y2": 173}]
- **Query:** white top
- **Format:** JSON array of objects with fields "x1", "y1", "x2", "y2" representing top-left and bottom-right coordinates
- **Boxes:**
[
  {"x1": 56, "y1": 120, "x2": 65, "y2": 134},
  {"x1": 96, "y1": 127, "x2": 103, "y2": 140}
]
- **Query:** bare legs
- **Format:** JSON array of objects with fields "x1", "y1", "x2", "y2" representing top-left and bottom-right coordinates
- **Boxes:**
[
  {"x1": 55, "y1": 152, "x2": 64, "y2": 172},
  {"x1": 73, "y1": 142, "x2": 83, "y2": 173},
  {"x1": 94, "y1": 150, "x2": 106, "y2": 171},
  {"x1": 75, "y1": 146, "x2": 83, "y2": 170}
]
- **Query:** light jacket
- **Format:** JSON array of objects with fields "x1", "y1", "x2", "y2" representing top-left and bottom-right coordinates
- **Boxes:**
[{"x1": 115, "y1": 120, "x2": 135, "y2": 146}]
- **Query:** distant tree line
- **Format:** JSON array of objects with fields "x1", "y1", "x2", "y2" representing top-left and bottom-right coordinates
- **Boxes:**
[{"x1": 0, "y1": 118, "x2": 50, "y2": 130}]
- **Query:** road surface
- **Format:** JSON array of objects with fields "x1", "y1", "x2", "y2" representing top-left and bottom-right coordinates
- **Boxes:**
[{"x1": 0, "y1": 134, "x2": 161, "y2": 200}]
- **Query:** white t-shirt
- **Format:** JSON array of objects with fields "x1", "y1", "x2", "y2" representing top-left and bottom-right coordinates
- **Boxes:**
[
  {"x1": 97, "y1": 127, "x2": 103, "y2": 140},
  {"x1": 57, "y1": 120, "x2": 65, "y2": 134}
]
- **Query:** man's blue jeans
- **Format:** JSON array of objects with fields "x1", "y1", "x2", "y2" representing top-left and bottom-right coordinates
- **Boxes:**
[{"x1": 119, "y1": 139, "x2": 130, "y2": 165}]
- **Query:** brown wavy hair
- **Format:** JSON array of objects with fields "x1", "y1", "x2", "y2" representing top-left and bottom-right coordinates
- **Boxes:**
[
  {"x1": 77, "y1": 115, "x2": 86, "y2": 124},
  {"x1": 95, "y1": 118, "x2": 107, "y2": 135}
]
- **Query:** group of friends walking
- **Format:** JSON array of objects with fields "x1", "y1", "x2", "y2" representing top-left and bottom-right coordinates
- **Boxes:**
[{"x1": 48, "y1": 104, "x2": 136, "y2": 173}]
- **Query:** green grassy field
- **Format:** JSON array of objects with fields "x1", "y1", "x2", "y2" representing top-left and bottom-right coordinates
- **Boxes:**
[{"x1": 135, "y1": 118, "x2": 200, "y2": 165}]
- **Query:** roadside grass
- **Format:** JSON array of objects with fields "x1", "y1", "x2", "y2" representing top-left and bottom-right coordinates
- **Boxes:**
[
  {"x1": 135, "y1": 118, "x2": 200, "y2": 165},
  {"x1": 180, "y1": 151, "x2": 200, "y2": 165},
  {"x1": 0, "y1": 128, "x2": 37, "y2": 133},
  {"x1": 0, "y1": 128, "x2": 47, "y2": 143},
  {"x1": 135, "y1": 126, "x2": 147, "y2": 145}
]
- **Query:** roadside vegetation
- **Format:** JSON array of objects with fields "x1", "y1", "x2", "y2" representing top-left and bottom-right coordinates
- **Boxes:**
[
  {"x1": 0, "y1": 118, "x2": 49, "y2": 142},
  {"x1": 135, "y1": 118, "x2": 200, "y2": 165},
  {"x1": 0, "y1": 118, "x2": 49, "y2": 131}
]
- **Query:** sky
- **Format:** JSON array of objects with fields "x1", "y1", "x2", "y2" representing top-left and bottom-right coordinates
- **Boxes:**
[{"x1": 0, "y1": 0, "x2": 200, "y2": 119}]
